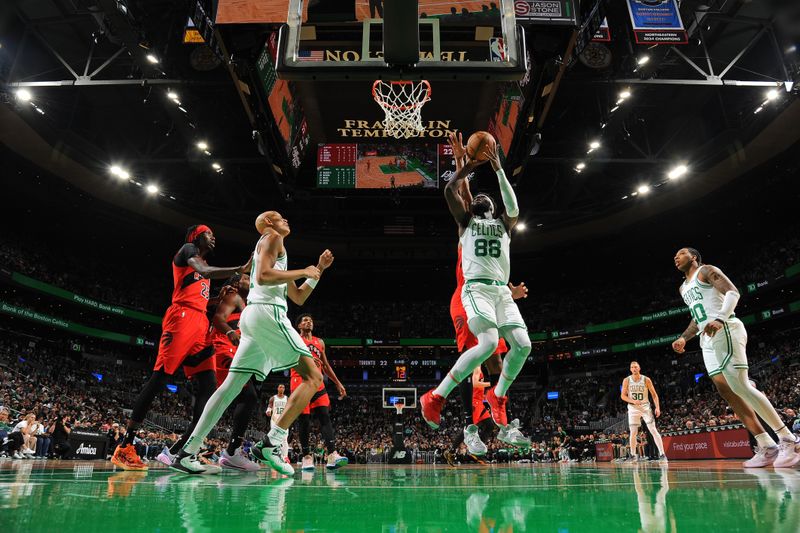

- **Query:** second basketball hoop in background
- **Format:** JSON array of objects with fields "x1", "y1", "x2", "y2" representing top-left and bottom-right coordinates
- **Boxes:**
[{"x1": 372, "y1": 80, "x2": 432, "y2": 139}]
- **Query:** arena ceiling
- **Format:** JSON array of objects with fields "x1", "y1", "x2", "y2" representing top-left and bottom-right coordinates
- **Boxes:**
[{"x1": 1, "y1": 0, "x2": 799, "y2": 259}]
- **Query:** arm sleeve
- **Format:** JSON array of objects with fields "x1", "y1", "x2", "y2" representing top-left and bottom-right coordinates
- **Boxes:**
[
  {"x1": 716, "y1": 290, "x2": 740, "y2": 320},
  {"x1": 173, "y1": 243, "x2": 200, "y2": 267},
  {"x1": 496, "y1": 168, "x2": 519, "y2": 218}
]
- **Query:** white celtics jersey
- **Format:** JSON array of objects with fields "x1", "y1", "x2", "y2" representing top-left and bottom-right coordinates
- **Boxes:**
[
  {"x1": 248, "y1": 236, "x2": 288, "y2": 309},
  {"x1": 459, "y1": 216, "x2": 511, "y2": 284},
  {"x1": 271, "y1": 394, "x2": 287, "y2": 423},
  {"x1": 628, "y1": 375, "x2": 649, "y2": 407},
  {"x1": 679, "y1": 267, "x2": 726, "y2": 332}
]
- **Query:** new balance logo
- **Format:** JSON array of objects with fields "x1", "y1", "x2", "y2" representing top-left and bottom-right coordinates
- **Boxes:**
[{"x1": 392, "y1": 451, "x2": 406, "y2": 459}]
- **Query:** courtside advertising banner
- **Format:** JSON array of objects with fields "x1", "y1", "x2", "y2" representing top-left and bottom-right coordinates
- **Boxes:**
[
  {"x1": 662, "y1": 428, "x2": 751, "y2": 460},
  {"x1": 626, "y1": 0, "x2": 688, "y2": 44},
  {"x1": 595, "y1": 442, "x2": 614, "y2": 462}
]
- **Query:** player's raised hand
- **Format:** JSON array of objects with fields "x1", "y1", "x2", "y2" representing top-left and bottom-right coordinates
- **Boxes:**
[
  {"x1": 239, "y1": 253, "x2": 253, "y2": 274},
  {"x1": 448, "y1": 131, "x2": 467, "y2": 168},
  {"x1": 509, "y1": 281, "x2": 528, "y2": 300},
  {"x1": 483, "y1": 143, "x2": 502, "y2": 172},
  {"x1": 318, "y1": 249, "x2": 334, "y2": 271},
  {"x1": 671, "y1": 337, "x2": 686, "y2": 353},
  {"x1": 303, "y1": 266, "x2": 322, "y2": 280}
]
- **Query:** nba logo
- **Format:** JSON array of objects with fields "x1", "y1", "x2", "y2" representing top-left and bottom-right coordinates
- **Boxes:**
[{"x1": 489, "y1": 37, "x2": 506, "y2": 62}]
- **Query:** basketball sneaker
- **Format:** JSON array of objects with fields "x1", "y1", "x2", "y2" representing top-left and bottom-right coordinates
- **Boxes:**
[
  {"x1": 170, "y1": 453, "x2": 210, "y2": 475},
  {"x1": 484, "y1": 388, "x2": 508, "y2": 427},
  {"x1": 463, "y1": 425, "x2": 488, "y2": 456},
  {"x1": 252, "y1": 440, "x2": 295, "y2": 476},
  {"x1": 111, "y1": 444, "x2": 148, "y2": 471},
  {"x1": 498, "y1": 419, "x2": 531, "y2": 448},
  {"x1": 743, "y1": 445, "x2": 779, "y2": 468},
  {"x1": 658, "y1": 454, "x2": 668, "y2": 463},
  {"x1": 420, "y1": 390, "x2": 445, "y2": 429},
  {"x1": 220, "y1": 447, "x2": 260, "y2": 472},
  {"x1": 156, "y1": 446, "x2": 176, "y2": 467},
  {"x1": 301, "y1": 454, "x2": 315, "y2": 471},
  {"x1": 443, "y1": 450, "x2": 457, "y2": 467},
  {"x1": 326, "y1": 451, "x2": 349, "y2": 470},
  {"x1": 773, "y1": 436, "x2": 800, "y2": 468}
]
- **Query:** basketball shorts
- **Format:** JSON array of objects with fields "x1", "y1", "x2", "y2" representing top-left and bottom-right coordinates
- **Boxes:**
[
  {"x1": 699, "y1": 318, "x2": 748, "y2": 377},
  {"x1": 290, "y1": 374, "x2": 329, "y2": 415},
  {"x1": 212, "y1": 340, "x2": 236, "y2": 385},
  {"x1": 229, "y1": 304, "x2": 312, "y2": 381},
  {"x1": 472, "y1": 400, "x2": 491, "y2": 425},
  {"x1": 155, "y1": 304, "x2": 212, "y2": 376},
  {"x1": 628, "y1": 403, "x2": 655, "y2": 427},
  {"x1": 461, "y1": 281, "x2": 526, "y2": 331},
  {"x1": 451, "y1": 288, "x2": 509, "y2": 353}
]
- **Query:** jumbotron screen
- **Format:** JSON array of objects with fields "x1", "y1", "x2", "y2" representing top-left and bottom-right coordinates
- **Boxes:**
[{"x1": 317, "y1": 143, "x2": 455, "y2": 189}]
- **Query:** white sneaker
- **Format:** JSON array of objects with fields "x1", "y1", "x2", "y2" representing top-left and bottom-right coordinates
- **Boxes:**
[
  {"x1": 220, "y1": 448, "x2": 260, "y2": 472},
  {"x1": 326, "y1": 451, "x2": 349, "y2": 470},
  {"x1": 301, "y1": 455, "x2": 315, "y2": 471},
  {"x1": 169, "y1": 454, "x2": 210, "y2": 475},
  {"x1": 658, "y1": 454, "x2": 668, "y2": 463},
  {"x1": 498, "y1": 419, "x2": 531, "y2": 448},
  {"x1": 773, "y1": 436, "x2": 800, "y2": 468},
  {"x1": 13, "y1": 451, "x2": 23, "y2": 459},
  {"x1": 743, "y1": 445, "x2": 779, "y2": 468},
  {"x1": 253, "y1": 441, "x2": 295, "y2": 476},
  {"x1": 22, "y1": 447, "x2": 35, "y2": 456},
  {"x1": 463, "y1": 425, "x2": 488, "y2": 456},
  {"x1": 156, "y1": 447, "x2": 176, "y2": 467}
]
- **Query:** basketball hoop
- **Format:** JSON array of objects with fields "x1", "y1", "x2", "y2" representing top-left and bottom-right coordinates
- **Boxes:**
[
  {"x1": 394, "y1": 401, "x2": 405, "y2": 415},
  {"x1": 372, "y1": 80, "x2": 432, "y2": 139}
]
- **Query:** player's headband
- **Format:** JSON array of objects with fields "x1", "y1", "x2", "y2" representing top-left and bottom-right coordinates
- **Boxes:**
[{"x1": 187, "y1": 224, "x2": 212, "y2": 243}]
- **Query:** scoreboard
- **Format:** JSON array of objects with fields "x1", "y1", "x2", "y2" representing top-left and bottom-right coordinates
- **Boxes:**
[{"x1": 317, "y1": 144, "x2": 357, "y2": 188}]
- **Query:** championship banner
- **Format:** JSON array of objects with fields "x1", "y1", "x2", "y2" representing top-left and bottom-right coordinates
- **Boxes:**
[
  {"x1": 662, "y1": 428, "x2": 751, "y2": 460},
  {"x1": 592, "y1": 17, "x2": 610, "y2": 42},
  {"x1": 626, "y1": 0, "x2": 687, "y2": 44}
]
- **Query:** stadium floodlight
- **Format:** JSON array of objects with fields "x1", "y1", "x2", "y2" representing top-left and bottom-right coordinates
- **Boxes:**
[
  {"x1": 109, "y1": 165, "x2": 122, "y2": 176},
  {"x1": 146, "y1": 184, "x2": 159, "y2": 194},
  {"x1": 619, "y1": 90, "x2": 631, "y2": 99},
  {"x1": 668, "y1": 164, "x2": 688, "y2": 180},
  {"x1": 576, "y1": 162, "x2": 586, "y2": 171},
  {"x1": 754, "y1": 106, "x2": 763, "y2": 114},
  {"x1": 589, "y1": 140, "x2": 600, "y2": 149},
  {"x1": 637, "y1": 184, "x2": 651, "y2": 195},
  {"x1": 16, "y1": 89, "x2": 32, "y2": 102},
  {"x1": 211, "y1": 162, "x2": 222, "y2": 170},
  {"x1": 146, "y1": 54, "x2": 159, "y2": 64},
  {"x1": 178, "y1": 106, "x2": 187, "y2": 113},
  {"x1": 196, "y1": 141, "x2": 208, "y2": 150},
  {"x1": 167, "y1": 91, "x2": 179, "y2": 100},
  {"x1": 766, "y1": 89, "x2": 778, "y2": 101},
  {"x1": 516, "y1": 222, "x2": 527, "y2": 231},
  {"x1": 637, "y1": 55, "x2": 650, "y2": 66}
]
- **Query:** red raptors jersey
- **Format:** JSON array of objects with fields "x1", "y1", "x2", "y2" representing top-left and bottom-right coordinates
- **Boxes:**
[
  {"x1": 472, "y1": 369, "x2": 486, "y2": 405},
  {"x1": 171, "y1": 244, "x2": 210, "y2": 312},
  {"x1": 451, "y1": 246, "x2": 465, "y2": 307},
  {"x1": 292, "y1": 335, "x2": 324, "y2": 379}
]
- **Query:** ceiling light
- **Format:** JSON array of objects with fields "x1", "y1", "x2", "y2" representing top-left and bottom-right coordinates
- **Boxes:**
[
  {"x1": 621, "y1": 195, "x2": 629, "y2": 200},
  {"x1": 516, "y1": 222, "x2": 527, "y2": 231},
  {"x1": 167, "y1": 91, "x2": 179, "y2": 100},
  {"x1": 668, "y1": 164, "x2": 688, "y2": 180},
  {"x1": 35, "y1": 107, "x2": 45, "y2": 115},
  {"x1": 637, "y1": 55, "x2": 650, "y2": 66},
  {"x1": 146, "y1": 184, "x2": 159, "y2": 194},
  {"x1": 610, "y1": 105, "x2": 619, "y2": 113},
  {"x1": 146, "y1": 54, "x2": 159, "y2": 64},
  {"x1": 787, "y1": 45, "x2": 797, "y2": 54},
  {"x1": 576, "y1": 162, "x2": 586, "y2": 170},
  {"x1": 619, "y1": 90, "x2": 631, "y2": 99},
  {"x1": 110, "y1": 165, "x2": 122, "y2": 176},
  {"x1": 211, "y1": 162, "x2": 222, "y2": 170},
  {"x1": 196, "y1": 141, "x2": 208, "y2": 150},
  {"x1": 637, "y1": 184, "x2": 651, "y2": 195},
  {"x1": 16, "y1": 89, "x2": 32, "y2": 102},
  {"x1": 589, "y1": 141, "x2": 600, "y2": 149},
  {"x1": 754, "y1": 106, "x2": 763, "y2": 114},
  {"x1": 178, "y1": 107, "x2": 187, "y2": 113},
  {"x1": 118, "y1": 170, "x2": 130, "y2": 180},
  {"x1": 766, "y1": 89, "x2": 778, "y2": 101}
]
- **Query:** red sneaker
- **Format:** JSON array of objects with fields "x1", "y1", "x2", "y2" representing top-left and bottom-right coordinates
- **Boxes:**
[
  {"x1": 111, "y1": 444, "x2": 148, "y2": 471},
  {"x1": 420, "y1": 390, "x2": 445, "y2": 429},
  {"x1": 485, "y1": 388, "x2": 508, "y2": 427}
]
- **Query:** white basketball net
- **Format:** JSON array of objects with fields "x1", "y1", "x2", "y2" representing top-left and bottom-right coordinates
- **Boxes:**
[{"x1": 372, "y1": 80, "x2": 432, "y2": 139}]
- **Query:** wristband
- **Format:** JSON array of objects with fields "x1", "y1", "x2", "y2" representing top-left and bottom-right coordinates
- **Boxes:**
[
  {"x1": 305, "y1": 278, "x2": 319, "y2": 288},
  {"x1": 225, "y1": 330, "x2": 237, "y2": 337}
]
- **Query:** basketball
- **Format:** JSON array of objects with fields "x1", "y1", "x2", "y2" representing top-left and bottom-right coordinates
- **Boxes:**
[{"x1": 465, "y1": 131, "x2": 497, "y2": 162}]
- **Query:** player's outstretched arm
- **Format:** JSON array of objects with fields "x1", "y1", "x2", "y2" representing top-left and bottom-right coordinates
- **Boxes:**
[
  {"x1": 212, "y1": 291, "x2": 241, "y2": 345},
  {"x1": 646, "y1": 377, "x2": 661, "y2": 417},
  {"x1": 288, "y1": 249, "x2": 333, "y2": 306},
  {"x1": 187, "y1": 254, "x2": 250, "y2": 280},
  {"x1": 258, "y1": 234, "x2": 320, "y2": 286},
  {"x1": 448, "y1": 132, "x2": 472, "y2": 211},
  {"x1": 445, "y1": 159, "x2": 485, "y2": 230},
  {"x1": 266, "y1": 395, "x2": 274, "y2": 417},
  {"x1": 672, "y1": 319, "x2": 698, "y2": 353},
  {"x1": 483, "y1": 144, "x2": 519, "y2": 231},
  {"x1": 698, "y1": 265, "x2": 740, "y2": 337},
  {"x1": 509, "y1": 281, "x2": 528, "y2": 300}
]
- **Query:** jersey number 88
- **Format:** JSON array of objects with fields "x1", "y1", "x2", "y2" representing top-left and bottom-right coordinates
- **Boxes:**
[{"x1": 475, "y1": 239, "x2": 501, "y2": 258}]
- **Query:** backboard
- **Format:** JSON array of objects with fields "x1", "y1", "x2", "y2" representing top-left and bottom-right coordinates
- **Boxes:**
[{"x1": 382, "y1": 387, "x2": 418, "y2": 408}]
